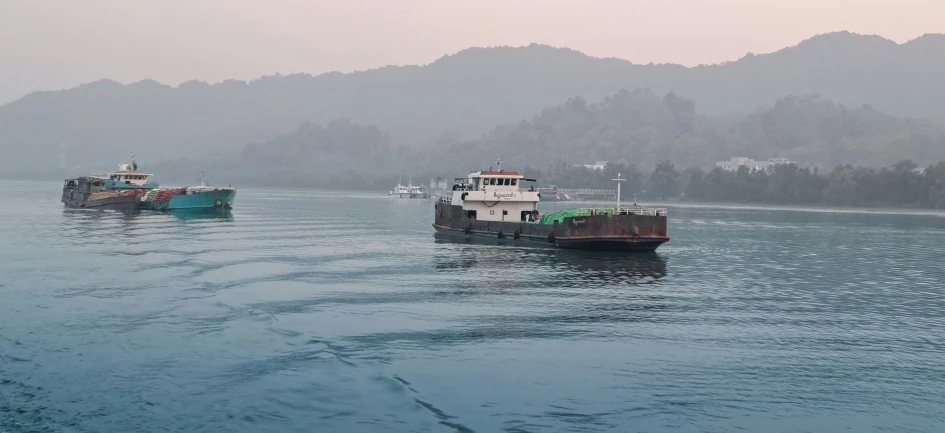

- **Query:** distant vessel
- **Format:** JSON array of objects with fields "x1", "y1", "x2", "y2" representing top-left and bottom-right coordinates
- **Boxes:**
[
  {"x1": 389, "y1": 176, "x2": 429, "y2": 199},
  {"x1": 433, "y1": 159, "x2": 669, "y2": 251},
  {"x1": 62, "y1": 157, "x2": 236, "y2": 211}
]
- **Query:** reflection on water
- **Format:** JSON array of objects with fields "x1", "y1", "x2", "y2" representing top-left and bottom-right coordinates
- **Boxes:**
[
  {"x1": 434, "y1": 235, "x2": 667, "y2": 285},
  {"x1": 62, "y1": 208, "x2": 233, "y2": 220},
  {"x1": 170, "y1": 208, "x2": 234, "y2": 221}
]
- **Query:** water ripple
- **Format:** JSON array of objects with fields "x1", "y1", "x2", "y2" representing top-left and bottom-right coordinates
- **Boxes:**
[{"x1": 2, "y1": 183, "x2": 945, "y2": 432}]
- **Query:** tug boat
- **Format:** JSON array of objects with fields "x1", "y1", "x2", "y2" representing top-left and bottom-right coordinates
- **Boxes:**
[
  {"x1": 432, "y1": 160, "x2": 669, "y2": 251},
  {"x1": 62, "y1": 157, "x2": 236, "y2": 212}
]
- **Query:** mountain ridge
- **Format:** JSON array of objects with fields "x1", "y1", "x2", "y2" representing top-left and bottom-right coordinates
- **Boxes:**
[{"x1": 3, "y1": 31, "x2": 945, "y2": 176}]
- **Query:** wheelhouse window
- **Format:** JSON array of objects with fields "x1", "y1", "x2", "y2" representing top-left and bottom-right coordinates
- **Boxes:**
[{"x1": 511, "y1": 179, "x2": 517, "y2": 186}]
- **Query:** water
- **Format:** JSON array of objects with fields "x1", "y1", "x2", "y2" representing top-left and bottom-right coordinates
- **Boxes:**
[{"x1": 2, "y1": 181, "x2": 945, "y2": 433}]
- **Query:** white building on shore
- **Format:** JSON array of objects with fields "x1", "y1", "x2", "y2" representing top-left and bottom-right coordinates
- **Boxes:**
[
  {"x1": 576, "y1": 161, "x2": 608, "y2": 171},
  {"x1": 716, "y1": 157, "x2": 797, "y2": 173}
]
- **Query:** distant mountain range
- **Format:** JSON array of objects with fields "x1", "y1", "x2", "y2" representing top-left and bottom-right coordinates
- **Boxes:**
[
  {"x1": 143, "y1": 88, "x2": 945, "y2": 190},
  {"x1": 2, "y1": 31, "x2": 944, "y2": 178}
]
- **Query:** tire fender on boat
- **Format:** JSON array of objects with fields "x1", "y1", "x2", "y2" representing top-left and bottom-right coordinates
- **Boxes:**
[
  {"x1": 497, "y1": 231, "x2": 504, "y2": 239},
  {"x1": 464, "y1": 225, "x2": 472, "y2": 234},
  {"x1": 548, "y1": 232, "x2": 555, "y2": 243},
  {"x1": 513, "y1": 230, "x2": 520, "y2": 239}
]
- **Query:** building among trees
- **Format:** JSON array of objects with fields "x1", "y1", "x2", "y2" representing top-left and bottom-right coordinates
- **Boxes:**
[{"x1": 716, "y1": 157, "x2": 797, "y2": 173}]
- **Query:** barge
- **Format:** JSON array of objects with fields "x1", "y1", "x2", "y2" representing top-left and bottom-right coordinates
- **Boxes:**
[
  {"x1": 433, "y1": 160, "x2": 669, "y2": 252},
  {"x1": 62, "y1": 158, "x2": 236, "y2": 212}
]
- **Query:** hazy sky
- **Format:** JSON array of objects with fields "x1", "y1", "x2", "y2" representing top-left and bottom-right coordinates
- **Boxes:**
[{"x1": 1, "y1": 0, "x2": 942, "y2": 104}]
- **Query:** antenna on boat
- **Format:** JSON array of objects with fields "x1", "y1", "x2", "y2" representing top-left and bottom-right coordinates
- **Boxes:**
[
  {"x1": 200, "y1": 171, "x2": 207, "y2": 187},
  {"x1": 494, "y1": 156, "x2": 503, "y2": 172},
  {"x1": 613, "y1": 172, "x2": 625, "y2": 212},
  {"x1": 130, "y1": 151, "x2": 137, "y2": 171}
]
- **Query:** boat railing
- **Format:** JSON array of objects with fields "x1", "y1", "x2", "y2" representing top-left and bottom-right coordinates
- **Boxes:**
[{"x1": 572, "y1": 207, "x2": 668, "y2": 217}]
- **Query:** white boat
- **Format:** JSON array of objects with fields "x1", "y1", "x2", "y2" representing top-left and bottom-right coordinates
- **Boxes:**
[{"x1": 389, "y1": 175, "x2": 429, "y2": 198}]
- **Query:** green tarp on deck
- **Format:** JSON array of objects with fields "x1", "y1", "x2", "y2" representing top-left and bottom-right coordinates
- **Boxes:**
[{"x1": 538, "y1": 208, "x2": 613, "y2": 224}]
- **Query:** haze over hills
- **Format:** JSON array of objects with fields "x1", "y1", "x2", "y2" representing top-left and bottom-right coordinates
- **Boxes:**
[
  {"x1": 2, "y1": 31, "x2": 944, "y2": 178},
  {"x1": 143, "y1": 88, "x2": 945, "y2": 191}
]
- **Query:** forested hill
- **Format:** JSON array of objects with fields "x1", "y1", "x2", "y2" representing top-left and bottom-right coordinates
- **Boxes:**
[
  {"x1": 437, "y1": 89, "x2": 945, "y2": 171},
  {"x1": 141, "y1": 88, "x2": 945, "y2": 190},
  {"x1": 3, "y1": 31, "x2": 945, "y2": 178}
]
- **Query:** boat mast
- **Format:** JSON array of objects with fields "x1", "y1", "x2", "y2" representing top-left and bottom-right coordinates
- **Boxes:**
[{"x1": 613, "y1": 172, "x2": 625, "y2": 211}]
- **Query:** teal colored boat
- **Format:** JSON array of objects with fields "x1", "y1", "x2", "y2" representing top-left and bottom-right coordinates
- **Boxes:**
[
  {"x1": 96, "y1": 157, "x2": 237, "y2": 212},
  {"x1": 138, "y1": 186, "x2": 236, "y2": 211}
]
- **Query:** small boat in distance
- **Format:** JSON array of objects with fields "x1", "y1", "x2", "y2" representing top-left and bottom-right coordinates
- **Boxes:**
[
  {"x1": 389, "y1": 175, "x2": 429, "y2": 199},
  {"x1": 433, "y1": 158, "x2": 669, "y2": 251},
  {"x1": 62, "y1": 156, "x2": 236, "y2": 212}
]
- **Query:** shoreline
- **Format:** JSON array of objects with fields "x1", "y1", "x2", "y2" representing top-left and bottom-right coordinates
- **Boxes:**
[
  {"x1": 6, "y1": 179, "x2": 944, "y2": 217},
  {"x1": 542, "y1": 199, "x2": 945, "y2": 218}
]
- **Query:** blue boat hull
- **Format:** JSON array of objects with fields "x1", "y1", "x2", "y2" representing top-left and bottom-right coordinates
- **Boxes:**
[{"x1": 140, "y1": 189, "x2": 236, "y2": 211}]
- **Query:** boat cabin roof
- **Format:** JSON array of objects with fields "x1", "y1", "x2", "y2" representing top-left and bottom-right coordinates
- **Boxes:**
[
  {"x1": 456, "y1": 171, "x2": 536, "y2": 182},
  {"x1": 108, "y1": 170, "x2": 153, "y2": 176}
]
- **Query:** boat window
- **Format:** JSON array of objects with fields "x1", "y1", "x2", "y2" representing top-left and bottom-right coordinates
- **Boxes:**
[
  {"x1": 511, "y1": 179, "x2": 517, "y2": 186},
  {"x1": 504, "y1": 179, "x2": 511, "y2": 186}
]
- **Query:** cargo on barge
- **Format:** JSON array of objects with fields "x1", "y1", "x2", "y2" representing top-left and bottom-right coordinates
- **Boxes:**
[{"x1": 432, "y1": 160, "x2": 669, "y2": 251}]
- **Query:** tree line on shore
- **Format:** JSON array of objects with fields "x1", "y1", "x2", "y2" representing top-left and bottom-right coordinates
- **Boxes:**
[{"x1": 529, "y1": 159, "x2": 945, "y2": 209}]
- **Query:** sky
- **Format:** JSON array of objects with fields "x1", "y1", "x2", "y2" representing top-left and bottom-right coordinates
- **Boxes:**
[{"x1": 1, "y1": 0, "x2": 943, "y2": 104}]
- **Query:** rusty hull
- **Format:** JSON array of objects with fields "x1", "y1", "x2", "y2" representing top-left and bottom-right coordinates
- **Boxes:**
[{"x1": 433, "y1": 202, "x2": 669, "y2": 252}]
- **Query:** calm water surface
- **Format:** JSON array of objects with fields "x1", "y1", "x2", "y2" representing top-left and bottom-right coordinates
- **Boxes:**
[{"x1": 2, "y1": 181, "x2": 944, "y2": 433}]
